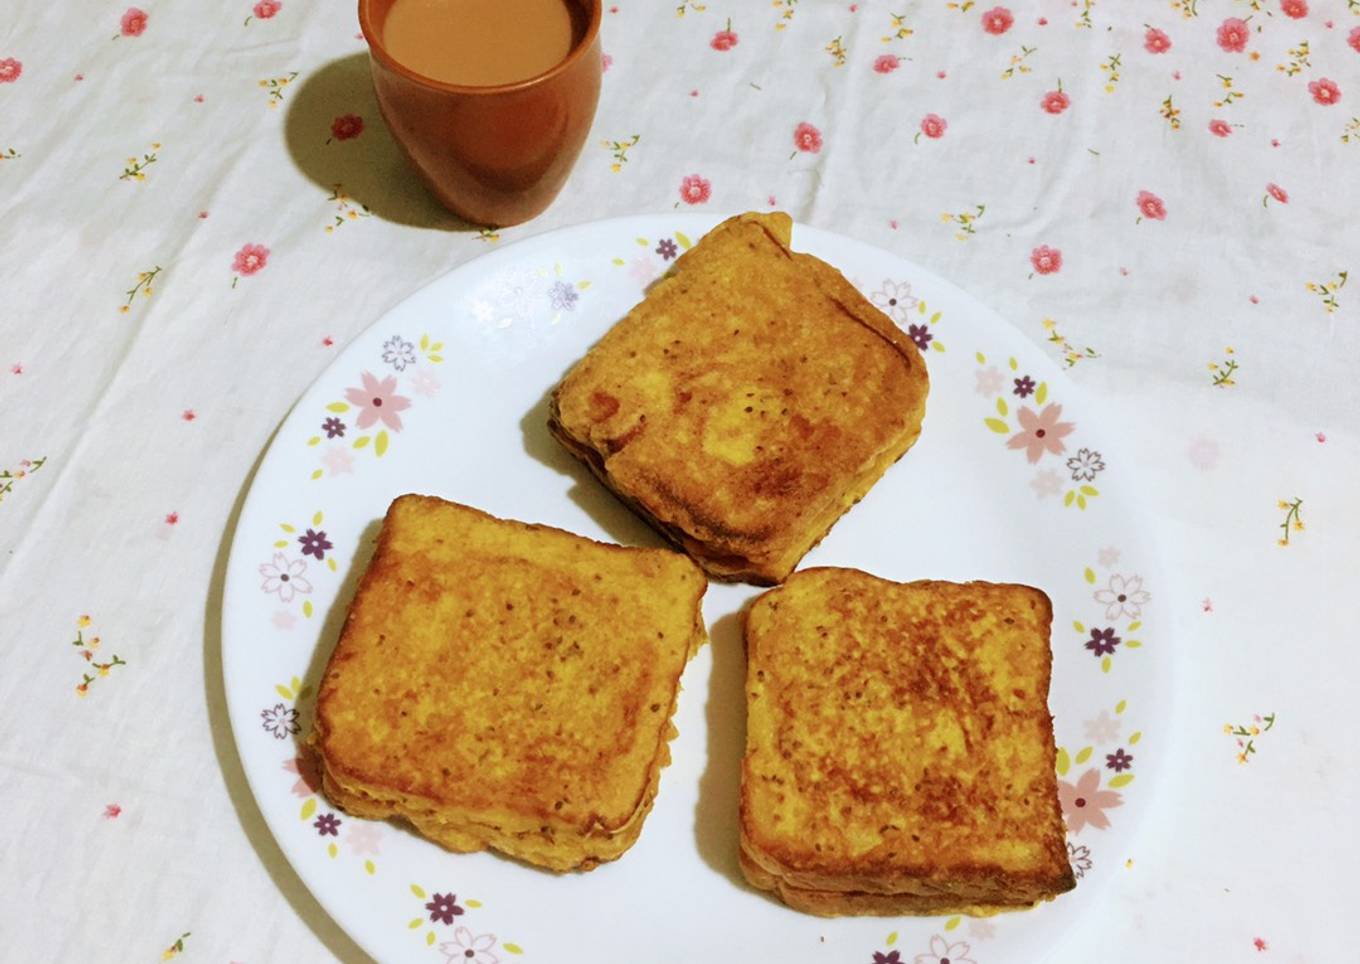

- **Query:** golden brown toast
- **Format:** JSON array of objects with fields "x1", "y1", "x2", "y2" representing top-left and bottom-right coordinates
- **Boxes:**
[
  {"x1": 740, "y1": 568, "x2": 1075, "y2": 916},
  {"x1": 310, "y1": 495, "x2": 708, "y2": 872},
  {"x1": 549, "y1": 212, "x2": 929, "y2": 585}
]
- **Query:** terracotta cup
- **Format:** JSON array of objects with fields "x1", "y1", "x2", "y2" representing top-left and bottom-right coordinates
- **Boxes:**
[{"x1": 358, "y1": 0, "x2": 602, "y2": 227}]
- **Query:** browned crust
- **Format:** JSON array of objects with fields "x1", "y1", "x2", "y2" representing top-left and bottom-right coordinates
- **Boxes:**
[
  {"x1": 308, "y1": 495, "x2": 708, "y2": 871},
  {"x1": 738, "y1": 847, "x2": 1051, "y2": 918},
  {"x1": 548, "y1": 212, "x2": 929, "y2": 585},
  {"x1": 738, "y1": 569, "x2": 1075, "y2": 915}
]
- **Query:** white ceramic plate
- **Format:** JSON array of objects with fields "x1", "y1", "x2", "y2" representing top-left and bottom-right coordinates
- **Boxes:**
[{"x1": 222, "y1": 214, "x2": 1171, "y2": 964}]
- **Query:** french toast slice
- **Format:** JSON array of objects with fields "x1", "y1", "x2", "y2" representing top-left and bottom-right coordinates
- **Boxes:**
[
  {"x1": 549, "y1": 212, "x2": 929, "y2": 585},
  {"x1": 310, "y1": 495, "x2": 708, "y2": 871},
  {"x1": 739, "y1": 568, "x2": 1075, "y2": 915}
]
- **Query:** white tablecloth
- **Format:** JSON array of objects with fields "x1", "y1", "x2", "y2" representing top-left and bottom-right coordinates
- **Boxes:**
[{"x1": 2, "y1": 1, "x2": 1358, "y2": 960}]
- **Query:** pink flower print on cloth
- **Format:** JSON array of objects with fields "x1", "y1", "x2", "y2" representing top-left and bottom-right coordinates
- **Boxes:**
[
  {"x1": 440, "y1": 928, "x2": 499, "y2": 964},
  {"x1": 344, "y1": 372, "x2": 411, "y2": 432},
  {"x1": 1094, "y1": 573, "x2": 1151, "y2": 620},
  {"x1": 120, "y1": 7, "x2": 148, "y2": 36},
  {"x1": 259, "y1": 553, "x2": 312, "y2": 603},
  {"x1": 1007, "y1": 404, "x2": 1075, "y2": 462},
  {"x1": 1058, "y1": 768, "x2": 1123, "y2": 833},
  {"x1": 232, "y1": 243, "x2": 270, "y2": 276}
]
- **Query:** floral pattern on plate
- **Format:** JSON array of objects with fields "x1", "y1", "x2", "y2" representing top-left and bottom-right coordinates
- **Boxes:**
[
  {"x1": 976, "y1": 350, "x2": 1102, "y2": 510},
  {"x1": 305, "y1": 336, "x2": 444, "y2": 478}
]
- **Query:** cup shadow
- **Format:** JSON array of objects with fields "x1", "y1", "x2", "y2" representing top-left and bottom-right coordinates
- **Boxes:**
[
  {"x1": 693, "y1": 610, "x2": 756, "y2": 892},
  {"x1": 283, "y1": 54, "x2": 477, "y2": 232},
  {"x1": 202, "y1": 442, "x2": 374, "y2": 964}
]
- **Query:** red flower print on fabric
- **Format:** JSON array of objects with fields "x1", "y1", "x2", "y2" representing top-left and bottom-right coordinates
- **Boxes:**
[
  {"x1": 1216, "y1": 18, "x2": 1248, "y2": 53},
  {"x1": 919, "y1": 114, "x2": 947, "y2": 139},
  {"x1": 253, "y1": 0, "x2": 282, "y2": 19},
  {"x1": 1208, "y1": 119, "x2": 1233, "y2": 137},
  {"x1": 1266, "y1": 182, "x2": 1288, "y2": 204},
  {"x1": 329, "y1": 114, "x2": 364, "y2": 142},
  {"x1": 678, "y1": 174, "x2": 711, "y2": 205},
  {"x1": 602, "y1": 52, "x2": 612, "y2": 72},
  {"x1": 1143, "y1": 28, "x2": 1171, "y2": 54},
  {"x1": 873, "y1": 54, "x2": 900, "y2": 74},
  {"x1": 711, "y1": 21, "x2": 738, "y2": 51},
  {"x1": 120, "y1": 7, "x2": 148, "y2": 37},
  {"x1": 1308, "y1": 78, "x2": 1340, "y2": 106},
  {"x1": 232, "y1": 243, "x2": 270, "y2": 276},
  {"x1": 1349, "y1": 27, "x2": 1360, "y2": 55},
  {"x1": 1040, "y1": 88, "x2": 1070, "y2": 114},
  {"x1": 1031, "y1": 245, "x2": 1063, "y2": 275},
  {"x1": 980, "y1": 6, "x2": 1013, "y2": 35},
  {"x1": 1136, "y1": 190, "x2": 1166, "y2": 221},
  {"x1": 792, "y1": 122, "x2": 822, "y2": 154},
  {"x1": 1280, "y1": 0, "x2": 1307, "y2": 19},
  {"x1": 0, "y1": 58, "x2": 21, "y2": 83}
]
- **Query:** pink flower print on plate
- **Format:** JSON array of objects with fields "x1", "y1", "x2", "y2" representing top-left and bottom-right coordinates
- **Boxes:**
[
  {"x1": 283, "y1": 755, "x2": 322, "y2": 797},
  {"x1": 1007, "y1": 404, "x2": 1074, "y2": 463},
  {"x1": 628, "y1": 256, "x2": 658, "y2": 286},
  {"x1": 120, "y1": 7, "x2": 148, "y2": 36},
  {"x1": 974, "y1": 367, "x2": 1004, "y2": 396},
  {"x1": 259, "y1": 553, "x2": 312, "y2": 603},
  {"x1": 1083, "y1": 709, "x2": 1121, "y2": 743},
  {"x1": 0, "y1": 58, "x2": 21, "y2": 83},
  {"x1": 345, "y1": 821, "x2": 383, "y2": 856},
  {"x1": 320, "y1": 445, "x2": 354, "y2": 476},
  {"x1": 913, "y1": 935, "x2": 977, "y2": 964},
  {"x1": 408, "y1": 367, "x2": 441, "y2": 398},
  {"x1": 344, "y1": 371, "x2": 411, "y2": 431},
  {"x1": 1094, "y1": 573, "x2": 1151, "y2": 620},
  {"x1": 440, "y1": 928, "x2": 499, "y2": 964},
  {"x1": 1029, "y1": 469, "x2": 1063, "y2": 499},
  {"x1": 1058, "y1": 768, "x2": 1123, "y2": 833},
  {"x1": 1143, "y1": 28, "x2": 1171, "y2": 54},
  {"x1": 1216, "y1": 18, "x2": 1248, "y2": 53}
]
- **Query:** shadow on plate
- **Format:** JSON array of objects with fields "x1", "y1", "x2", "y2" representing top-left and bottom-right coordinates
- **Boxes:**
[
  {"x1": 283, "y1": 53, "x2": 478, "y2": 233},
  {"x1": 517, "y1": 382, "x2": 665, "y2": 549},
  {"x1": 202, "y1": 440, "x2": 375, "y2": 964},
  {"x1": 693, "y1": 610, "x2": 757, "y2": 892}
]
